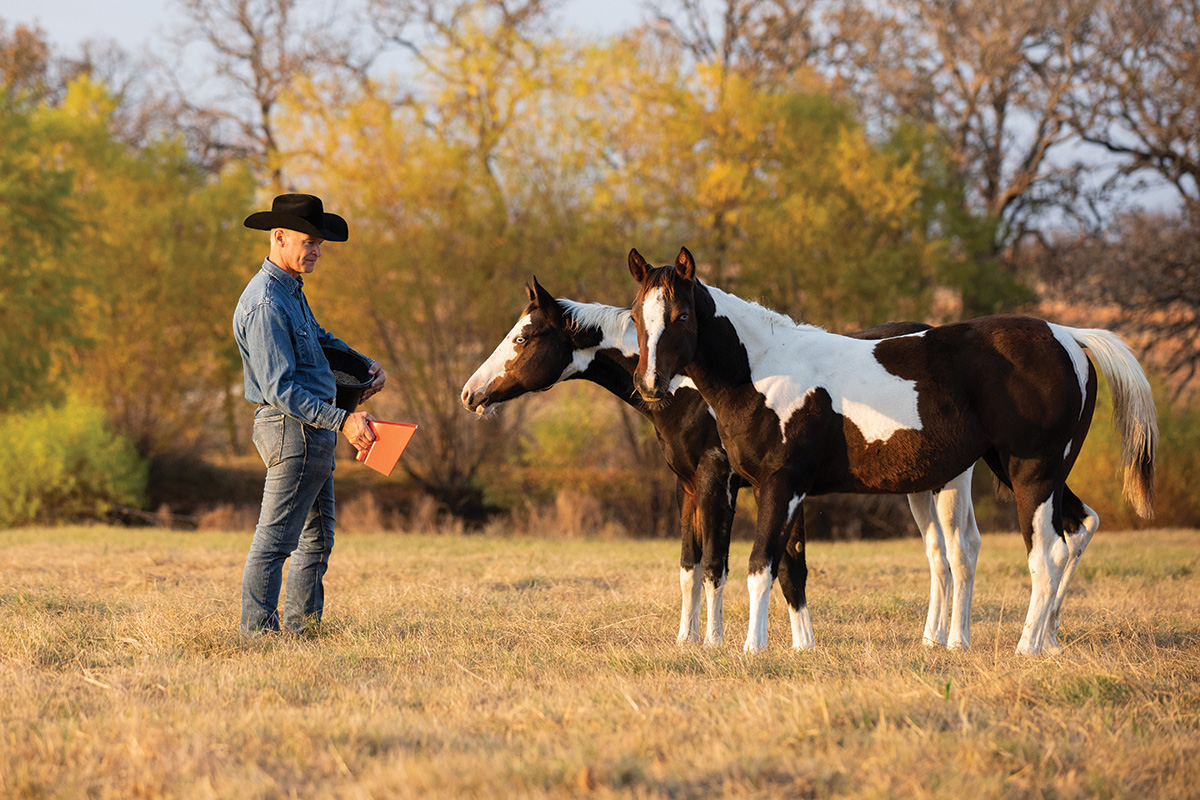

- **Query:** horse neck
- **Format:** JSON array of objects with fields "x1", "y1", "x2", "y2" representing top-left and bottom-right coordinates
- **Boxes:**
[
  {"x1": 693, "y1": 281, "x2": 821, "y2": 388},
  {"x1": 559, "y1": 299, "x2": 638, "y2": 356},
  {"x1": 557, "y1": 299, "x2": 645, "y2": 408}
]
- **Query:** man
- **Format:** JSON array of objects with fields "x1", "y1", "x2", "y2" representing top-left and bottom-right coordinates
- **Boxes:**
[{"x1": 233, "y1": 193, "x2": 385, "y2": 636}]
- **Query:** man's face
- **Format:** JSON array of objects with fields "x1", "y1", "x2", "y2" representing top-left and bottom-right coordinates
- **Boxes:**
[{"x1": 274, "y1": 229, "x2": 324, "y2": 276}]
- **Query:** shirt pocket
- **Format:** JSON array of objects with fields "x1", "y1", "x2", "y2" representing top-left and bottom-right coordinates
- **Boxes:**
[{"x1": 294, "y1": 321, "x2": 320, "y2": 366}]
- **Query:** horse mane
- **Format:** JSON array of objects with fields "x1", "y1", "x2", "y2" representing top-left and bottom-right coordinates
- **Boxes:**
[
  {"x1": 558, "y1": 299, "x2": 633, "y2": 343},
  {"x1": 700, "y1": 280, "x2": 825, "y2": 336}
]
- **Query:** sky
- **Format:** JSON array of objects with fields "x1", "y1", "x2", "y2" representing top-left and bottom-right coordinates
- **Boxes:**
[{"x1": 0, "y1": 0, "x2": 649, "y2": 54}]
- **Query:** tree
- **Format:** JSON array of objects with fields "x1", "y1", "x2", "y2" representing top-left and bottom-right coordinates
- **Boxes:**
[
  {"x1": 161, "y1": 0, "x2": 383, "y2": 186},
  {"x1": 647, "y1": 0, "x2": 825, "y2": 82},
  {"x1": 368, "y1": 0, "x2": 560, "y2": 232},
  {"x1": 826, "y1": 0, "x2": 1100, "y2": 258},
  {"x1": 0, "y1": 20, "x2": 53, "y2": 103},
  {"x1": 563, "y1": 29, "x2": 988, "y2": 327},
  {"x1": 43, "y1": 77, "x2": 260, "y2": 460},
  {"x1": 1034, "y1": 211, "x2": 1200, "y2": 396},
  {"x1": 0, "y1": 81, "x2": 79, "y2": 410},
  {"x1": 1, "y1": 18, "x2": 162, "y2": 147},
  {"x1": 280, "y1": 2, "x2": 567, "y2": 516},
  {"x1": 1068, "y1": 0, "x2": 1200, "y2": 216}
]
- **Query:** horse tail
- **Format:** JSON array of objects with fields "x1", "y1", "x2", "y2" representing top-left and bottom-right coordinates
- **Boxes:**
[{"x1": 1067, "y1": 328, "x2": 1159, "y2": 518}]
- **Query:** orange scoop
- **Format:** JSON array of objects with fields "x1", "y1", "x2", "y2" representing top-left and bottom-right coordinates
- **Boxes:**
[{"x1": 355, "y1": 421, "x2": 418, "y2": 476}]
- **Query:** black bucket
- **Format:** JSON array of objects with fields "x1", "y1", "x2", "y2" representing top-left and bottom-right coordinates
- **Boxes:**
[{"x1": 323, "y1": 346, "x2": 374, "y2": 412}]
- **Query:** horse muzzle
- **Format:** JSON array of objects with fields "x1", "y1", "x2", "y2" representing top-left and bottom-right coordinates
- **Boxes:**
[
  {"x1": 635, "y1": 372, "x2": 669, "y2": 404},
  {"x1": 460, "y1": 384, "x2": 491, "y2": 414}
]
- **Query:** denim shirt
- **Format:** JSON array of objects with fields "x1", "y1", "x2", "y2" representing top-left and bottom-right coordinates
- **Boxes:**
[{"x1": 233, "y1": 259, "x2": 355, "y2": 431}]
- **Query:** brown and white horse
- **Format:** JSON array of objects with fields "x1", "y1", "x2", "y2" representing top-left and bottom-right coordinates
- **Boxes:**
[
  {"x1": 628, "y1": 247, "x2": 1157, "y2": 655},
  {"x1": 461, "y1": 278, "x2": 980, "y2": 649}
]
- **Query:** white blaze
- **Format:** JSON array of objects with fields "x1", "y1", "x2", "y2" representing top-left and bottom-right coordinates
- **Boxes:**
[
  {"x1": 640, "y1": 287, "x2": 668, "y2": 387},
  {"x1": 462, "y1": 313, "x2": 531, "y2": 401}
]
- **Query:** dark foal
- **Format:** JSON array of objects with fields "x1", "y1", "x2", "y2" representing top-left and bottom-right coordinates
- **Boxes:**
[
  {"x1": 628, "y1": 247, "x2": 1157, "y2": 654},
  {"x1": 462, "y1": 278, "x2": 979, "y2": 648}
]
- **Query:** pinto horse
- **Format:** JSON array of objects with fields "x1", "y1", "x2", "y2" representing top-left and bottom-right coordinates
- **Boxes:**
[
  {"x1": 461, "y1": 278, "x2": 980, "y2": 649},
  {"x1": 628, "y1": 247, "x2": 1158, "y2": 655}
]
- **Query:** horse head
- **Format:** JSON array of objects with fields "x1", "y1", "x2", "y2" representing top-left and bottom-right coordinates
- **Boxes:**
[
  {"x1": 628, "y1": 246, "x2": 699, "y2": 403},
  {"x1": 461, "y1": 276, "x2": 575, "y2": 414}
]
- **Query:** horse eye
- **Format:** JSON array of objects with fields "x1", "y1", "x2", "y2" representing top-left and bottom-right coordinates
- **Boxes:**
[
  {"x1": 514, "y1": 336, "x2": 526, "y2": 345},
  {"x1": 678, "y1": 313, "x2": 689, "y2": 322}
]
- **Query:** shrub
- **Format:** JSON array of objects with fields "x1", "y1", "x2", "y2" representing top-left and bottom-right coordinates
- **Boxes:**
[{"x1": 0, "y1": 397, "x2": 147, "y2": 528}]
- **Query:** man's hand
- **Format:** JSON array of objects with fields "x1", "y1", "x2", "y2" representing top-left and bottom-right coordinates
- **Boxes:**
[
  {"x1": 361, "y1": 360, "x2": 386, "y2": 402},
  {"x1": 343, "y1": 411, "x2": 377, "y2": 453}
]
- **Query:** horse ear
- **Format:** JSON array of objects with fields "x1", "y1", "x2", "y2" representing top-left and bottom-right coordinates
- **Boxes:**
[
  {"x1": 628, "y1": 248, "x2": 649, "y2": 282},
  {"x1": 524, "y1": 280, "x2": 537, "y2": 304},
  {"x1": 532, "y1": 275, "x2": 566, "y2": 328},
  {"x1": 675, "y1": 247, "x2": 696, "y2": 281}
]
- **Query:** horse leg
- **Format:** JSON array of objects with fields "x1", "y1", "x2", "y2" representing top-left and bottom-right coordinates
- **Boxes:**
[
  {"x1": 777, "y1": 502, "x2": 814, "y2": 649},
  {"x1": 676, "y1": 481, "x2": 703, "y2": 644},
  {"x1": 907, "y1": 490, "x2": 951, "y2": 648},
  {"x1": 744, "y1": 476, "x2": 803, "y2": 652},
  {"x1": 699, "y1": 467, "x2": 736, "y2": 647},
  {"x1": 1015, "y1": 483, "x2": 1070, "y2": 656},
  {"x1": 1045, "y1": 485, "x2": 1100, "y2": 650},
  {"x1": 939, "y1": 468, "x2": 979, "y2": 650}
]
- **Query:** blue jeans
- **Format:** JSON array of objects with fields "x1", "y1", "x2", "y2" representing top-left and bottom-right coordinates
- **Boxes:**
[{"x1": 241, "y1": 406, "x2": 338, "y2": 635}]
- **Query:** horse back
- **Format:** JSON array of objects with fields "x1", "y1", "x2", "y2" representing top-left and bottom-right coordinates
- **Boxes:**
[
  {"x1": 873, "y1": 314, "x2": 1094, "y2": 453},
  {"x1": 798, "y1": 315, "x2": 1090, "y2": 495}
]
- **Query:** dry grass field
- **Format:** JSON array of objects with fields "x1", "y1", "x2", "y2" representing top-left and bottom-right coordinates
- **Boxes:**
[{"x1": 2, "y1": 525, "x2": 1198, "y2": 799}]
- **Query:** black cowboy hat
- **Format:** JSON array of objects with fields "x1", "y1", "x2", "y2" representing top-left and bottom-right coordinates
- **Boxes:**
[{"x1": 244, "y1": 193, "x2": 349, "y2": 242}]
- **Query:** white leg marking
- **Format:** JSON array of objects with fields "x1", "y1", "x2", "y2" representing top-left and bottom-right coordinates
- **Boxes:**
[
  {"x1": 1048, "y1": 502, "x2": 1100, "y2": 650},
  {"x1": 789, "y1": 604, "x2": 815, "y2": 649},
  {"x1": 780, "y1": 493, "x2": 810, "y2": 650},
  {"x1": 908, "y1": 490, "x2": 951, "y2": 648},
  {"x1": 940, "y1": 471, "x2": 979, "y2": 651},
  {"x1": 678, "y1": 566, "x2": 701, "y2": 644},
  {"x1": 704, "y1": 568, "x2": 727, "y2": 646},
  {"x1": 1017, "y1": 498, "x2": 1066, "y2": 656},
  {"x1": 744, "y1": 569, "x2": 774, "y2": 652}
]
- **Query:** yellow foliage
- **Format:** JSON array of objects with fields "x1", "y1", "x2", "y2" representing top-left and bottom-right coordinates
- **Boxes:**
[{"x1": 832, "y1": 130, "x2": 921, "y2": 222}]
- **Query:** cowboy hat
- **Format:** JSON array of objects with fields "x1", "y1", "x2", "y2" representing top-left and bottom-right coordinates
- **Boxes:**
[{"x1": 243, "y1": 193, "x2": 349, "y2": 242}]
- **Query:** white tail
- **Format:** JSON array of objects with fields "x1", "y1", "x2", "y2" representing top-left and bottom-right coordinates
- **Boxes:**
[{"x1": 1068, "y1": 328, "x2": 1158, "y2": 518}]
